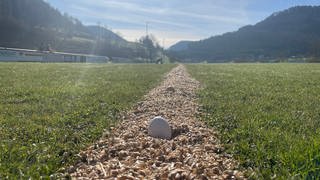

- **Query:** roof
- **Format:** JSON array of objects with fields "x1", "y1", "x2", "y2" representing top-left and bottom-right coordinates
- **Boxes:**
[{"x1": 0, "y1": 47, "x2": 108, "y2": 58}]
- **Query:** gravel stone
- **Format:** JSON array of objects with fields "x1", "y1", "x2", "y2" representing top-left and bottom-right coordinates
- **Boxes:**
[{"x1": 68, "y1": 65, "x2": 245, "y2": 179}]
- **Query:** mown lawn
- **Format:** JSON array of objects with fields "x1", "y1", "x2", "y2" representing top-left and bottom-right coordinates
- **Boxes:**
[
  {"x1": 187, "y1": 64, "x2": 320, "y2": 179},
  {"x1": 0, "y1": 63, "x2": 175, "y2": 178}
]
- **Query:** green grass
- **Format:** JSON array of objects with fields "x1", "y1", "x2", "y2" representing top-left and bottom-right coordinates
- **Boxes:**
[
  {"x1": 187, "y1": 64, "x2": 320, "y2": 179},
  {"x1": 0, "y1": 63, "x2": 175, "y2": 178}
]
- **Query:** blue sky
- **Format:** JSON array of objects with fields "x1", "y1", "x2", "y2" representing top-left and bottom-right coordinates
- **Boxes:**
[{"x1": 47, "y1": 0, "x2": 320, "y2": 47}]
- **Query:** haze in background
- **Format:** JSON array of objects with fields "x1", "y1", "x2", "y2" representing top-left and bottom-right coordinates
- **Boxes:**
[{"x1": 47, "y1": 0, "x2": 320, "y2": 48}]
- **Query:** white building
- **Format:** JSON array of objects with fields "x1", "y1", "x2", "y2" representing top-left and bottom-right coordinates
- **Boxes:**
[{"x1": 0, "y1": 47, "x2": 109, "y2": 63}]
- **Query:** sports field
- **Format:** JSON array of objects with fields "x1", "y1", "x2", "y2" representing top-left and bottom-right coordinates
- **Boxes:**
[
  {"x1": 0, "y1": 63, "x2": 174, "y2": 178},
  {"x1": 1, "y1": 63, "x2": 320, "y2": 179},
  {"x1": 187, "y1": 64, "x2": 320, "y2": 179}
]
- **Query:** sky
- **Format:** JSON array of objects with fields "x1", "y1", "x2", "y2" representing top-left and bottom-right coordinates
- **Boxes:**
[{"x1": 47, "y1": 0, "x2": 320, "y2": 48}]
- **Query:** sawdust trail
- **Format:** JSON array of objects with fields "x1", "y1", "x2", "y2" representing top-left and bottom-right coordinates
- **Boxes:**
[{"x1": 68, "y1": 65, "x2": 244, "y2": 179}]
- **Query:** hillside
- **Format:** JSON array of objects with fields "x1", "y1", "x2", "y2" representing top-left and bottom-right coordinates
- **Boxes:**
[
  {"x1": 169, "y1": 41, "x2": 193, "y2": 51},
  {"x1": 168, "y1": 6, "x2": 320, "y2": 62},
  {"x1": 0, "y1": 0, "x2": 149, "y2": 59}
]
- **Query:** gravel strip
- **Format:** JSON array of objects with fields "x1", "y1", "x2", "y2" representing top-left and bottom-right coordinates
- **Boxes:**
[{"x1": 67, "y1": 65, "x2": 244, "y2": 179}]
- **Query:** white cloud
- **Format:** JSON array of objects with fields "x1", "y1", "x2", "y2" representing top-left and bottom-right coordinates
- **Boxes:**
[{"x1": 48, "y1": 0, "x2": 253, "y2": 47}]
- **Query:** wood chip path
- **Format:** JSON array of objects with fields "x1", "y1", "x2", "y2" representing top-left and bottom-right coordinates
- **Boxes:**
[{"x1": 67, "y1": 65, "x2": 244, "y2": 179}]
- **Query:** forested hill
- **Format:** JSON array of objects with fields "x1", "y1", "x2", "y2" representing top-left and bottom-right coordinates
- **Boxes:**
[
  {"x1": 168, "y1": 6, "x2": 320, "y2": 62},
  {"x1": 0, "y1": 0, "x2": 149, "y2": 58},
  {"x1": 169, "y1": 41, "x2": 193, "y2": 51}
]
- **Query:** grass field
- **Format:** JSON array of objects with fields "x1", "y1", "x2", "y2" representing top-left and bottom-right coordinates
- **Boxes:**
[
  {"x1": 0, "y1": 63, "x2": 175, "y2": 178},
  {"x1": 187, "y1": 64, "x2": 320, "y2": 179}
]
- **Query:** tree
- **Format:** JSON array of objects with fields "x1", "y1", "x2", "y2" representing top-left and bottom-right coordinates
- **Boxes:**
[{"x1": 139, "y1": 34, "x2": 161, "y2": 63}]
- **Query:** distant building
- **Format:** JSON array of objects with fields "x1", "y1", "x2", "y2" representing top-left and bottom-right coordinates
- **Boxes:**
[{"x1": 0, "y1": 47, "x2": 109, "y2": 63}]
